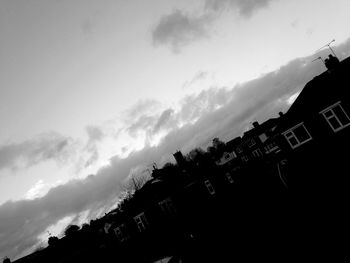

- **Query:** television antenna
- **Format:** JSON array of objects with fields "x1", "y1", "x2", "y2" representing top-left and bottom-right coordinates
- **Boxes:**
[
  {"x1": 316, "y1": 39, "x2": 338, "y2": 58},
  {"x1": 311, "y1": 56, "x2": 325, "y2": 65}
]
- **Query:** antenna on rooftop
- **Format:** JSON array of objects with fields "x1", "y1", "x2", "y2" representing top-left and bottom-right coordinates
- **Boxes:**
[
  {"x1": 316, "y1": 39, "x2": 338, "y2": 59},
  {"x1": 311, "y1": 56, "x2": 325, "y2": 65}
]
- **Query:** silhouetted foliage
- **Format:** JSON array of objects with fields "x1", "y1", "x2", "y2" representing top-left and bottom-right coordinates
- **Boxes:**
[
  {"x1": 64, "y1": 224, "x2": 80, "y2": 237},
  {"x1": 2, "y1": 257, "x2": 10, "y2": 263},
  {"x1": 209, "y1": 137, "x2": 226, "y2": 159},
  {"x1": 186, "y1": 148, "x2": 206, "y2": 164},
  {"x1": 48, "y1": 236, "x2": 59, "y2": 247}
]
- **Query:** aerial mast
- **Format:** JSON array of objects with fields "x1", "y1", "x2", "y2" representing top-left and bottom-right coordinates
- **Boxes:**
[{"x1": 316, "y1": 39, "x2": 338, "y2": 59}]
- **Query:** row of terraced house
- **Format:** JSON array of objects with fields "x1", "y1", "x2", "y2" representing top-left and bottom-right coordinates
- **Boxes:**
[{"x1": 100, "y1": 55, "x2": 350, "y2": 260}]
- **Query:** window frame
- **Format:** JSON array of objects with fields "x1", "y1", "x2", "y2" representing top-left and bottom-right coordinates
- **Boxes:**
[
  {"x1": 252, "y1": 148, "x2": 263, "y2": 158},
  {"x1": 159, "y1": 198, "x2": 176, "y2": 216},
  {"x1": 225, "y1": 173, "x2": 234, "y2": 184},
  {"x1": 204, "y1": 180, "x2": 216, "y2": 195},
  {"x1": 133, "y1": 212, "x2": 149, "y2": 233},
  {"x1": 282, "y1": 122, "x2": 312, "y2": 149},
  {"x1": 114, "y1": 223, "x2": 129, "y2": 242},
  {"x1": 247, "y1": 138, "x2": 256, "y2": 148},
  {"x1": 320, "y1": 101, "x2": 350, "y2": 132}
]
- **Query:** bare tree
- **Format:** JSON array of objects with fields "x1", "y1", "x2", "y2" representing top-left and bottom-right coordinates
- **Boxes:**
[{"x1": 125, "y1": 174, "x2": 148, "y2": 193}]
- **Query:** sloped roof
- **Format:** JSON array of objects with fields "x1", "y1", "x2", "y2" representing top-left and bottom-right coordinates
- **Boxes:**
[
  {"x1": 278, "y1": 56, "x2": 350, "y2": 130},
  {"x1": 242, "y1": 117, "x2": 279, "y2": 140}
]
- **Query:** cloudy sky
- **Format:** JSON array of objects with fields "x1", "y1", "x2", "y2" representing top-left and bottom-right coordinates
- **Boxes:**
[{"x1": 1, "y1": 0, "x2": 350, "y2": 259}]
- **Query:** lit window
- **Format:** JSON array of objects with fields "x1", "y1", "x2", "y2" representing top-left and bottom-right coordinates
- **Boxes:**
[
  {"x1": 204, "y1": 180, "x2": 215, "y2": 195},
  {"x1": 283, "y1": 123, "x2": 312, "y2": 149},
  {"x1": 259, "y1": 133, "x2": 268, "y2": 143},
  {"x1": 159, "y1": 198, "x2": 176, "y2": 216},
  {"x1": 252, "y1": 148, "x2": 263, "y2": 158},
  {"x1": 320, "y1": 102, "x2": 350, "y2": 132},
  {"x1": 134, "y1": 212, "x2": 148, "y2": 232}
]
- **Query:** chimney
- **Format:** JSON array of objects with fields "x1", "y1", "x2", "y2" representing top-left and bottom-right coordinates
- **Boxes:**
[
  {"x1": 279, "y1": 112, "x2": 284, "y2": 117},
  {"x1": 252, "y1": 121, "x2": 259, "y2": 128},
  {"x1": 173, "y1": 151, "x2": 186, "y2": 168}
]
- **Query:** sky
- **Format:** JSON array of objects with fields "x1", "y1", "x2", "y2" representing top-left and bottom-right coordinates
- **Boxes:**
[{"x1": 1, "y1": 0, "x2": 350, "y2": 260}]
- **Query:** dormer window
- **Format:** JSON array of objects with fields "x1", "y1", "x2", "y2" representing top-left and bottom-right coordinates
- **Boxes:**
[
  {"x1": 283, "y1": 122, "x2": 312, "y2": 149},
  {"x1": 320, "y1": 102, "x2": 350, "y2": 132}
]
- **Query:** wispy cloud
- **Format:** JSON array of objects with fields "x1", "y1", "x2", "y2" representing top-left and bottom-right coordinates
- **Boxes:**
[{"x1": 0, "y1": 133, "x2": 75, "y2": 172}]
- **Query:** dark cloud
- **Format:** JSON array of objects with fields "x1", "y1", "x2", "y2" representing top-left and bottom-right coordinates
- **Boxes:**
[
  {"x1": 2, "y1": 39, "x2": 350, "y2": 260},
  {"x1": 152, "y1": 0, "x2": 277, "y2": 52},
  {"x1": 0, "y1": 133, "x2": 75, "y2": 172},
  {"x1": 205, "y1": 0, "x2": 275, "y2": 17},
  {"x1": 152, "y1": 9, "x2": 213, "y2": 53}
]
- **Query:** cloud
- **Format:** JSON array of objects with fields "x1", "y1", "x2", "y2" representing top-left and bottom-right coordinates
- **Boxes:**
[
  {"x1": 205, "y1": 0, "x2": 275, "y2": 17},
  {"x1": 0, "y1": 133, "x2": 75, "y2": 172},
  {"x1": 1, "y1": 38, "x2": 350, "y2": 260},
  {"x1": 182, "y1": 71, "x2": 209, "y2": 90},
  {"x1": 152, "y1": 109, "x2": 176, "y2": 134},
  {"x1": 152, "y1": 9, "x2": 213, "y2": 53},
  {"x1": 152, "y1": 0, "x2": 277, "y2": 52},
  {"x1": 123, "y1": 99, "x2": 161, "y2": 122}
]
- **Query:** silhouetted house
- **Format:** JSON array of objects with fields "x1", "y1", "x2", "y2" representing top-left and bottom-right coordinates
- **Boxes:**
[
  {"x1": 237, "y1": 117, "x2": 280, "y2": 163},
  {"x1": 216, "y1": 137, "x2": 241, "y2": 167},
  {"x1": 277, "y1": 56, "x2": 350, "y2": 151},
  {"x1": 275, "y1": 56, "x2": 350, "y2": 191}
]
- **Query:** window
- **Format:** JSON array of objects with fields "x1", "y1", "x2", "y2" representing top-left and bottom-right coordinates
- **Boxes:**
[
  {"x1": 283, "y1": 123, "x2": 312, "y2": 149},
  {"x1": 159, "y1": 198, "x2": 176, "y2": 216},
  {"x1": 134, "y1": 212, "x2": 148, "y2": 232},
  {"x1": 320, "y1": 102, "x2": 350, "y2": 132},
  {"x1": 204, "y1": 180, "x2": 215, "y2": 195},
  {"x1": 247, "y1": 139, "x2": 256, "y2": 148},
  {"x1": 241, "y1": 155, "x2": 249, "y2": 162},
  {"x1": 252, "y1": 148, "x2": 263, "y2": 158},
  {"x1": 114, "y1": 223, "x2": 129, "y2": 242},
  {"x1": 264, "y1": 142, "x2": 279, "y2": 154},
  {"x1": 236, "y1": 146, "x2": 243, "y2": 153},
  {"x1": 225, "y1": 173, "x2": 234, "y2": 184},
  {"x1": 259, "y1": 133, "x2": 268, "y2": 143}
]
